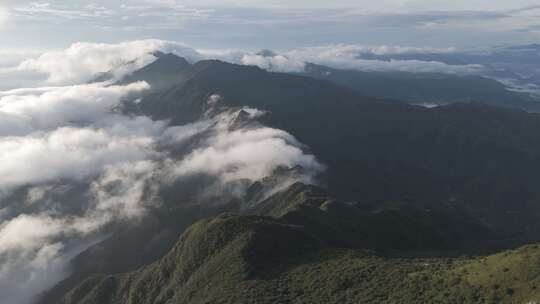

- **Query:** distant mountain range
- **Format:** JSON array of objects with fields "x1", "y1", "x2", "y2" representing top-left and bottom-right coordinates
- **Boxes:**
[
  {"x1": 356, "y1": 44, "x2": 540, "y2": 98},
  {"x1": 39, "y1": 53, "x2": 540, "y2": 304},
  {"x1": 300, "y1": 63, "x2": 540, "y2": 111},
  {"x1": 128, "y1": 54, "x2": 540, "y2": 238}
]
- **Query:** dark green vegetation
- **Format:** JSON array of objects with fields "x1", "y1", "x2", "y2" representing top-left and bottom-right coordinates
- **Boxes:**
[
  {"x1": 40, "y1": 54, "x2": 540, "y2": 303},
  {"x1": 249, "y1": 183, "x2": 491, "y2": 251},
  {"x1": 301, "y1": 63, "x2": 540, "y2": 111},
  {"x1": 38, "y1": 200, "x2": 239, "y2": 304},
  {"x1": 131, "y1": 55, "x2": 540, "y2": 241},
  {"x1": 65, "y1": 184, "x2": 540, "y2": 304}
]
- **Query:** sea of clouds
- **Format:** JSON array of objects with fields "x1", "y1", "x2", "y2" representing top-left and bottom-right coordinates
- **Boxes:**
[{"x1": 0, "y1": 40, "x2": 327, "y2": 304}]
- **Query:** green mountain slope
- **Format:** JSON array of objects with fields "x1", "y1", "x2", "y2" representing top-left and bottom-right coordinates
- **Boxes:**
[
  {"x1": 250, "y1": 183, "x2": 492, "y2": 251},
  {"x1": 64, "y1": 190, "x2": 540, "y2": 304},
  {"x1": 40, "y1": 179, "x2": 494, "y2": 304}
]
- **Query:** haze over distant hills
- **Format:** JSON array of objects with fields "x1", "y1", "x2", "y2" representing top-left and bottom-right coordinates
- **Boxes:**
[
  {"x1": 355, "y1": 44, "x2": 540, "y2": 97},
  {"x1": 300, "y1": 63, "x2": 540, "y2": 111}
]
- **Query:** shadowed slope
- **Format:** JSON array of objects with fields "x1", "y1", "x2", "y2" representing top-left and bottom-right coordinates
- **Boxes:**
[
  {"x1": 64, "y1": 186, "x2": 540, "y2": 304},
  {"x1": 300, "y1": 63, "x2": 540, "y2": 111},
  {"x1": 131, "y1": 58, "x2": 540, "y2": 239}
]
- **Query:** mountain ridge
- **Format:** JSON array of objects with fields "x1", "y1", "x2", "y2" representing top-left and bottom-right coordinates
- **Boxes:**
[
  {"x1": 127, "y1": 55, "x2": 540, "y2": 240},
  {"x1": 300, "y1": 62, "x2": 540, "y2": 111},
  {"x1": 62, "y1": 183, "x2": 540, "y2": 304},
  {"x1": 35, "y1": 52, "x2": 540, "y2": 304}
]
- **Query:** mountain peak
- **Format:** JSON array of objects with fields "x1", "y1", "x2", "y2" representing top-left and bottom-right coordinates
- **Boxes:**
[
  {"x1": 256, "y1": 49, "x2": 278, "y2": 57},
  {"x1": 120, "y1": 52, "x2": 192, "y2": 90},
  {"x1": 147, "y1": 52, "x2": 191, "y2": 71}
]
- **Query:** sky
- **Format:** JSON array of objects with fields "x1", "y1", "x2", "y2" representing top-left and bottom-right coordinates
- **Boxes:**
[{"x1": 0, "y1": 0, "x2": 540, "y2": 52}]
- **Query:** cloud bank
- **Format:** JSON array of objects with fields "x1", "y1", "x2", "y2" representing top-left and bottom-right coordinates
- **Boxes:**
[
  {"x1": 0, "y1": 82, "x2": 150, "y2": 135},
  {"x1": 2, "y1": 1, "x2": 540, "y2": 52},
  {"x1": 0, "y1": 40, "x2": 488, "y2": 92},
  {"x1": 241, "y1": 45, "x2": 483, "y2": 74},
  {"x1": 0, "y1": 41, "x2": 324, "y2": 304},
  {"x1": 199, "y1": 44, "x2": 485, "y2": 74},
  {"x1": 16, "y1": 40, "x2": 201, "y2": 85},
  {"x1": 173, "y1": 110, "x2": 323, "y2": 184}
]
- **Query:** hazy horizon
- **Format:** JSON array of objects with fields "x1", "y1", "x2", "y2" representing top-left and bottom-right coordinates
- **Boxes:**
[{"x1": 1, "y1": 0, "x2": 539, "y2": 52}]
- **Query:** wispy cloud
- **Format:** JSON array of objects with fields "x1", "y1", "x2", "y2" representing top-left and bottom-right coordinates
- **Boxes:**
[
  {"x1": 0, "y1": 5, "x2": 7, "y2": 27},
  {"x1": 0, "y1": 40, "x2": 483, "y2": 93},
  {"x1": 4, "y1": 2, "x2": 540, "y2": 35},
  {"x1": 1, "y1": 1, "x2": 540, "y2": 48},
  {"x1": 200, "y1": 44, "x2": 483, "y2": 74},
  {"x1": 410, "y1": 7, "x2": 540, "y2": 33},
  {"x1": 16, "y1": 40, "x2": 200, "y2": 85},
  {"x1": 6, "y1": 1, "x2": 212, "y2": 30},
  {"x1": 9, "y1": 2, "x2": 114, "y2": 21}
]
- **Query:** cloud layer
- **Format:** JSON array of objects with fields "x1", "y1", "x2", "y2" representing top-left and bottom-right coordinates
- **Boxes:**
[
  {"x1": 17, "y1": 40, "x2": 201, "y2": 85},
  {"x1": 242, "y1": 45, "x2": 483, "y2": 74},
  {"x1": 0, "y1": 41, "x2": 324, "y2": 304},
  {"x1": 0, "y1": 82, "x2": 150, "y2": 135},
  {"x1": 0, "y1": 40, "x2": 490, "y2": 92},
  {"x1": 2, "y1": 1, "x2": 540, "y2": 50}
]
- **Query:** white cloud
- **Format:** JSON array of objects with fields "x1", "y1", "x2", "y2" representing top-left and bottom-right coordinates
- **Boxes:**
[
  {"x1": 200, "y1": 44, "x2": 483, "y2": 74},
  {"x1": 0, "y1": 82, "x2": 150, "y2": 135},
  {"x1": 174, "y1": 114, "x2": 323, "y2": 183},
  {"x1": 0, "y1": 126, "x2": 160, "y2": 193},
  {"x1": 0, "y1": 76, "x2": 163, "y2": 304},
  {"x1": 0, "y1": 68, "x2": 48, "y2": 91},
  {"x1": 342, "y1": 45, "x2": 460, "y2": 55},
  {"x1": 2, "y1": 1, "x2": 540, "y2": 51},
  {"x1": 413, "y1": 6, "x2": 540, "y2": 33},
  {"x1": 5, "y1": 1, "x2": 119, "y2": 26},
  {"x1": 0, "y1": 160, "x2": 163, "y2": 304},
  {"x1": 0, "y1": 106, "x2": 323, "y2": 304},
  {"x1": 0, "y1": 214, "x2": 94, "y2": 304},
  {"x1": 240, "y1": 53, "x2": 306, "y2": 72},
  {"x1": 283, "y1": 45, "x2": 484, "y2": 74},
  {"x1": 0, "y1": 39, "x2": 485, "y2": 93},
  {"x1": 17, "y1": 40, "x2": 201, "y2": 85},
  {"x1": 133, "y1": 0, "x2": 540, "y2": 11},
  {"x1": 0, "y1": 39, "x2": 325, "y2": 304},
  {"x1": 0, "y1": 6, "x2": 7, "y2": 27},
  {"x1": 90, "y1": 161, "x2": 163, "y2": 220}
]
